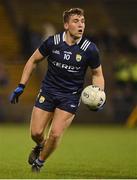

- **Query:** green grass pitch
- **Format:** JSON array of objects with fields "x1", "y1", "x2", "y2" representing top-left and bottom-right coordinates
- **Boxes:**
[{"x1": 0, "y1": 123, "x2": 137, "y2": 179}]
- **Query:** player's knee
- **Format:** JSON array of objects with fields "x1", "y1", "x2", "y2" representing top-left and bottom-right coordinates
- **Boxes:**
[
  {"x1": 31, "y1": 128, "x2": 43, "y2": 140},
  {"x1": 49, "y1": 129, "x2": 62, "y2": 141}
]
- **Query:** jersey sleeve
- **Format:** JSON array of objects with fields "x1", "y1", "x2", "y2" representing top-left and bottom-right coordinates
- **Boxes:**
[
  {"x1": 38, "y1": 36, "x2": 53, "y2": 57},
  {"x1": 86, "y1": 43, "x2": 101, "y2": 69}
]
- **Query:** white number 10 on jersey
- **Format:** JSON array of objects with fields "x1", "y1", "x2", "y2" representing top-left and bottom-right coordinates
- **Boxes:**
[{"x1": 64, "y1": 53, "x2": 70, "y2": 60}]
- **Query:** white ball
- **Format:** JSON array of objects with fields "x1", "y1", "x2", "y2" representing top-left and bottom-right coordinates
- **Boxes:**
[{"x1": 81, "y1": 85, "x2": 106, "y2": 110}]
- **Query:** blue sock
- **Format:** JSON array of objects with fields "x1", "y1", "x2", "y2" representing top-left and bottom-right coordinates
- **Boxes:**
[{"x1": 35, "y1": 158, "x2": 45, "y2": 166}]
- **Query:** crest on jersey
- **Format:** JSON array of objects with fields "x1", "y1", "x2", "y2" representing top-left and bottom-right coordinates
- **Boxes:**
[
  {"x1": 76, "y1": 54, "x2": 82, "y2": 62},
  {"x1": 39, "y1": 96, "x2": 45, "y2": 103}
]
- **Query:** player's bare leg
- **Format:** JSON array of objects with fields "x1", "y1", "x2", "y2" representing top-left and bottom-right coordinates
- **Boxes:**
[
  {"x1": 28, "y1": 106, "x2": 53, "y2": 165},
  {"x1": 32, "y1": 108, "x2": 74, "y2": 171}
]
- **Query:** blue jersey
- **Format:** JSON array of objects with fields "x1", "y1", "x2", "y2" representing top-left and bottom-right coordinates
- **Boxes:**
[{"x1": 39, "y1": 32, "x2": 101, "y2": 96}]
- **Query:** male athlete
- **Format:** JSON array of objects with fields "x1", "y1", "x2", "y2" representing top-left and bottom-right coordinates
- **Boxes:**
[{"x1": 10, "y1": 8, "x2": 105, "y2": 172}]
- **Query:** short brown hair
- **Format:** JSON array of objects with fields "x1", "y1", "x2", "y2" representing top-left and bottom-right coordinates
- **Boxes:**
[{"x1": 63, "y1": 8, "x2": 84, "y2": 23}]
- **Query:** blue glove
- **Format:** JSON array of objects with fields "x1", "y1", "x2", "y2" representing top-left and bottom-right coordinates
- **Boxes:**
[{"x1": 10, "y1": 84, "x2": 25, "y2": 104}]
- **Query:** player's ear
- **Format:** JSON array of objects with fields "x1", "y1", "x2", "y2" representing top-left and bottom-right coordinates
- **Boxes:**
[{"x1": 64, "y1": 23, "x2": 68, "y2": 30}]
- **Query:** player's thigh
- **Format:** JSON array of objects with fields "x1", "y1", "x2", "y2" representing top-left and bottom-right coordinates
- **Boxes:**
[
  {"x1": 49, "y1": 108, "x2": 75, "y2": 137},
  {"x1": 30, "y1": 106, "x2": 53, "y2": 135}
]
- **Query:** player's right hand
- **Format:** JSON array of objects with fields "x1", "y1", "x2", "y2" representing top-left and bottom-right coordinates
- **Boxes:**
[{"x1": 10, "y1": 84, "x2": 25, "y2": 104}]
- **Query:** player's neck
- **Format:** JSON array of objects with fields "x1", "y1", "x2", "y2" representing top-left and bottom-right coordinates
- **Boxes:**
[{"x1": 64, "y1": 31, "x2": 81, "y2": 45}]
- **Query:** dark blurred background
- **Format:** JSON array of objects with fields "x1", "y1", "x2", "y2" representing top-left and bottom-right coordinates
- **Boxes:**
[{"x1": 0, "y1": 0, "x2": 137, "y2": 125}]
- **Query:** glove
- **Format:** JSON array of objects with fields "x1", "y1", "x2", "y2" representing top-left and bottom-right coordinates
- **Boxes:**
[{"x1": 10, "y1": 84, "x2": 25, "y2": 104}]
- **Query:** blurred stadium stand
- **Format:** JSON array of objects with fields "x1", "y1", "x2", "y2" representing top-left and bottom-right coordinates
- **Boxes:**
[
  {"x1": 0, "y1": 2, "x2": 20, "y2": 60},
  {"x1": 0, "y1": 0, "x2": 137, "y2": 124},
  {"x1": 103, "y1": 0, "x2": 137, "y2": 34}
]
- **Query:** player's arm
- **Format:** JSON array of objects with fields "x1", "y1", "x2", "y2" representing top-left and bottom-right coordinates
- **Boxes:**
[
  {"x1": 10, "y1": 49, "x2": 44, "y2": 104},
  {"x1": 89, "y1": 65, "x2": 105, "y2": 111},
  {"x1": 91, "y1": 65, "x2": 105, "y2": 90},
  {"x1": 20, "y1": 49, "x2": 44, "y2": 85}
]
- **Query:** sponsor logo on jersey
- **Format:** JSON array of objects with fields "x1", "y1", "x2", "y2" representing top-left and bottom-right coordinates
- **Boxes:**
[
  {"x1": 76, "y1": 54, "x2": 82, "y2": 62},
  {"x1": 39, "y1": 96, "x2": 45, "y2": 103},
  {"x1": 64, "y1": 51, "x2": 72, "y2": 55},
  {"x1": 52, "y1": 61, "x2": 81, "y2": 72},
  {"x1": 52, "y1": 50, "x2": 60, "y2": 55}
]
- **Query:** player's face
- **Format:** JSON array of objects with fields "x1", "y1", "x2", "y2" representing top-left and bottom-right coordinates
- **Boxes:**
[{"x1": 64, "y1": 15, "x2": 85, "y2": 39}]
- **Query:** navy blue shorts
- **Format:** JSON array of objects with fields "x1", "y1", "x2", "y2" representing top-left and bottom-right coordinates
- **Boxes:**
[{"x1": 34, "y1": 88, "x2": 81, "y2": 114}]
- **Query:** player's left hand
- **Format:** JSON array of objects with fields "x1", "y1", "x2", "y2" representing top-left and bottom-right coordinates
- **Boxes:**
[{"x1": 10, "y1": 84, "x2": 25, "y2": 104}]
